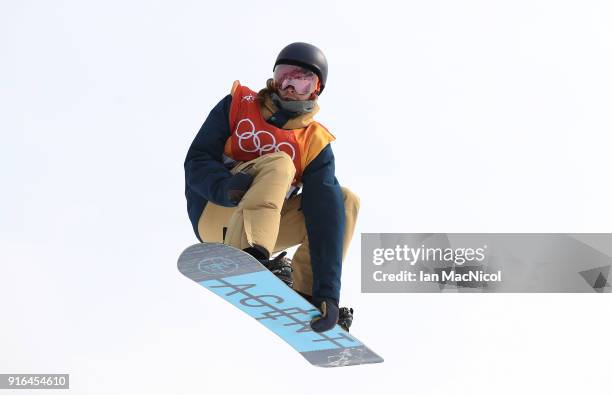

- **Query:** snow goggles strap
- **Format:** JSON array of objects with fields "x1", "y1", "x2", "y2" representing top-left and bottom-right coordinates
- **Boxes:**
[{"x1": 273, "y1": 64, "x2": 319, "y2": 95}]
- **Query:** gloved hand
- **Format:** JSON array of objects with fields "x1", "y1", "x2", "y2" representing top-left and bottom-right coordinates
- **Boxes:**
[
  {"x1": 310, "y1": 297, "x2": 340, "y2": 333},
  {"x1": 227, "y1": 171, "x2": 254, "y2": 204}
]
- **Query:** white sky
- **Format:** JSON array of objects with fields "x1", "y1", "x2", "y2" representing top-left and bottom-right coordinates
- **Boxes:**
[{"x1": 1, "y1": 1, "x2": 611, "y2": 394}]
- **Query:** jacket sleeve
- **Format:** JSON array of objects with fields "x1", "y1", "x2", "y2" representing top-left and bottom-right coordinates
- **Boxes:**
[
  {"x1": 301, "y1": 143, "x2": 345, "y2": 304},
  {"x1": 184, "y1": 94, "x2": 237, "y2": 207}
]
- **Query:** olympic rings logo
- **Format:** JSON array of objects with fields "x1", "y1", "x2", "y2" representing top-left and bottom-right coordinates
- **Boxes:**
[{"x1": 234, "y1": 118, "x2": 296, "y2": 160}]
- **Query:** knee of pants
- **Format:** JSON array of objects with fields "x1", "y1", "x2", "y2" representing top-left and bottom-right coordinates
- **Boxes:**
[
  {"x1": 340, "y1": 186, "x2": 360, "y2": 212},
  {"x1": 260, "y1": 151, "x2": 296, "y2": 181}
]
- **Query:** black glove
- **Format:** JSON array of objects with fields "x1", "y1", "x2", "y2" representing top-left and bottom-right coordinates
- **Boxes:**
[
  {"x1": 310, "y1": 297, "x2": 340, "y2": 333},
  {"x1": 227, "y1": 171, "x2": 254, "y2": 204}
]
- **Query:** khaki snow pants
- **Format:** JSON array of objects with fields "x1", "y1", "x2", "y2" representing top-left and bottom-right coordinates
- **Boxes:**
[{"x1": 197, "y1": 151, "x2": 360, "y2": 296}]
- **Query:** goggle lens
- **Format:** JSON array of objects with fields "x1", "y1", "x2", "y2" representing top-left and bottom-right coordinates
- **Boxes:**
[{"x1": 273, "y1": 64, "x2": 318, "y2": 95}]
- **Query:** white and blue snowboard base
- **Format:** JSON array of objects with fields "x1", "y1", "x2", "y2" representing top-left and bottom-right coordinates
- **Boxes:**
[{"x1": 177, "y1": 242, "x2": 384, "y2": 367}]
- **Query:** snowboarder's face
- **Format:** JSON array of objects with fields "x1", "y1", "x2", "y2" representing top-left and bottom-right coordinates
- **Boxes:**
[{"x1": 273, "y1": 64, "x2": 319, "y2": 101}]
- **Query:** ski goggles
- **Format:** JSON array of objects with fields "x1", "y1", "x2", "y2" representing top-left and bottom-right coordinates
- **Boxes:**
[{"x1": 273, "y1": 64, "x2": 319, "y2": 95}]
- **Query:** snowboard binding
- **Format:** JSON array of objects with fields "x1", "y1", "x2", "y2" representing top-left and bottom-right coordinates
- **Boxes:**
[
  {"x1": 259, "y1": 251, "x2": 294, "y2": 288},
  {"x1": 338, "y1": 307, "x2": 354, "y2": 332}
]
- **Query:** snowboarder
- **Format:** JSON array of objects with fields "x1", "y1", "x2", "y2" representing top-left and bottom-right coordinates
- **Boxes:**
[{"x1": 184, "y1": 42, "x2": 358, "y2": 333}]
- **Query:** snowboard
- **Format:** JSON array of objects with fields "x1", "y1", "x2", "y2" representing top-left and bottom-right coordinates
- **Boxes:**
[{"x1": 177, "y1": 242, "x2": 384, "y2": 367}]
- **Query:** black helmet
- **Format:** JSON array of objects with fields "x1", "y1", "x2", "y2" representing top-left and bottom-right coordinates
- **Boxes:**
[{"x1": 274, "y1": 42, "x2": 328, "y2": 94}]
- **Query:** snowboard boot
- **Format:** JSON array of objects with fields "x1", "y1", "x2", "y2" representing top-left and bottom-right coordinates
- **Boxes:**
[
  {"x1": 243, "y1": 246, "x2": 293, "y2": 288},
  {"x1": 258, "y1": 251, "x2": 294, "y2": 288},
  {"x1": 337, "y1": 307, "x2": 354, "y2": 332}
]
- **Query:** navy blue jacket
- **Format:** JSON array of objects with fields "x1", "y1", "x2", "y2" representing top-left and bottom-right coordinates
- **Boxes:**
[{"x1": 184, "y1": 94, "x2": 345, "y2": 303}]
